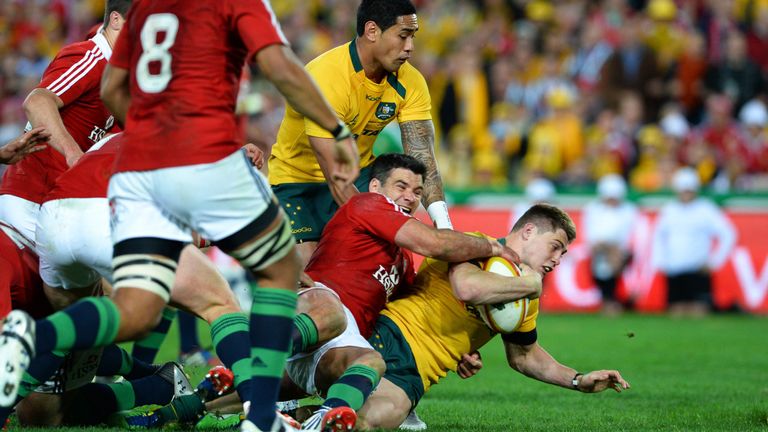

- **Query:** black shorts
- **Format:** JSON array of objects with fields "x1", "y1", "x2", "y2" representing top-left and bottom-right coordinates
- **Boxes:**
[{"x1": 666, "y1": 271, "x2": 712, "y2": 304}]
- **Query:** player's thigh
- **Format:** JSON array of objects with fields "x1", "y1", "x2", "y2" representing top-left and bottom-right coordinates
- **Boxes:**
[
  {"x1": 15, "y1": 392, "x2": 64, "y2": 426},
  {"x1": 358, "y1": 377, "x2": 411, "y2": 430},
  {"x1": 297, "y1": 285, "x2": 346, "y2": 342},
  {"x1": 170, "y1": 245, "x2": 240, "y2": 323},
  {"x1": 36, "y1": 199, "x2": 109, "y2": 290},
  {"x1": 271, "y1": 182, "x2": 332, "y2": 244}
]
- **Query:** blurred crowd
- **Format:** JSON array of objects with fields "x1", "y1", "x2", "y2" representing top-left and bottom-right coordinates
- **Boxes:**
[{"x1": 4, "y1": 0, "x2": 768, "y2": 192}]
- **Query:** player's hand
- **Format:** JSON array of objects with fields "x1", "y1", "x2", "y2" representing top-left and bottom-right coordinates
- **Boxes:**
[
  {"x1": 242, "y1": 143, "x2": 265, "y2": 169},
  {"x1": 299, "y1": 272, "x2": 315, "y2": 288},
  {"x1": 518, "y1": 263, "x2": 543, "y2": 298},
  {"x1": 489, "y1": 239, "x2": 520, "y2": 264},
  {"x1": 576, "y1": 370, "x2": 630, "y2": 393},
  {"x1": 331, "y1": 136, "x2": 359, "y2": 188},
  {"x1": 457, "y1": 351, "x2": 483, "y2": 379},
  {"x1": 0, "y1": 127, "x2": 50, "y2": 164}
]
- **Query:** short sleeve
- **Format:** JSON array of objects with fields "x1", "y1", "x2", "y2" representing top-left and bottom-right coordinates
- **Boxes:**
[
  {"x1": 501, "y1": 299, "x2": 539, "y2": 345},
  {"x1": 346, "y1": 194, "x2": 412, "y2": 243},
  {"x1": 304, "y1": 61, "x2": 350, "y2": 138},
  {"x1": 233, "y1": 0, "x2": 287, "y2": 62},
  {"x1": 39, "y1": 48, "x2": 101, "y2": 106},
  {"x1": 397, "y1": 66, "x2": 432, "y2": 123}
]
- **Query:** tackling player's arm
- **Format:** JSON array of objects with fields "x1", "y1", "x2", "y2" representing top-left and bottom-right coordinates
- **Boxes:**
[
  {"x1": 100, "y1": 64, "x2": 130, "y2": 127},
  {"x1": 393, "y1": 220, "x2": 517, "y2": 263},
  {"x1": 23, "y1": 89, "x2": 82, "y2": 167},
  {"x1": 256, "y1": 44, "x2": 359, "y2": 188},
  {"x1": 0, "y1": 128, "x2": 50, "y2": 165},
  {"x1": 400, "y1": 119, "x2": 451, "y2": 228},
  {"x1": 503, "y1": 339, "x2": 630, "y2": 393},
  {"x1": 309, "y1": 135, "x2": 360, "y2": 205},
  {"x1": 448, "y1": 261, "x2": 542, "y2": 304}
]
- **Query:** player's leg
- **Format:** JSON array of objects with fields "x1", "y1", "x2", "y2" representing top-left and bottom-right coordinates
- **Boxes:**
[
  {"x1": 292, "y1": 285, "x2": 347, "y2": 356},
  {"x1": 163, "y1": 151, "x2": 300, "y2": 431},
  {"x1": 169, "y1": 245, "x2": 252, "y2": 404},
  {"x1": 356, "y1": 377, "x2": 412, "y2": 429},
  {"x1": 132, "y1": 307, "x2": 176, "y2": 363}
]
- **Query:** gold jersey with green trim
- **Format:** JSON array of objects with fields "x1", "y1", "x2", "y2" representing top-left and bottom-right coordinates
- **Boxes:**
[
  {"x1": 381, "y1": 232, "x2": 539, "y2": 392},
  {"x1": 268, "y1": 39, "x2": 432, "y2": 184}
]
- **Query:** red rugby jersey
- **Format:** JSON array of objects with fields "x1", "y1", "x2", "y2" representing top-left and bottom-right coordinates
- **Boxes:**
[
  {"x1": 0, "y1": 32, "x2": 117, "y2": 203},
  {"x1": 305, "y1": 193, "x2": 416, "y2": 339},
  {"x1": 110, "y1": 0, "x2": 286, "y2": 172}
]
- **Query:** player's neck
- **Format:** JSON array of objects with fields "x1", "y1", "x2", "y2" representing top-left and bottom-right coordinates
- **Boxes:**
[
  {"x1": 355, "y1": 38, "x2": 387, "y2": 84},
  {"x1": 102, "y1": 27, "x2": 118, "y2": 50}
]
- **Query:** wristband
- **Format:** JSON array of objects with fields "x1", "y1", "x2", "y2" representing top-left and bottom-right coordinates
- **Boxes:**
[
  {"x1": 331, "y1": 123, "x2": 351, "y2": 141},
  {"x1": 571, "y1": 372, "x2": 583, "y2": 389},
  {"x1": 427, "y1": 200, "x2": 453, "y2": 229}
]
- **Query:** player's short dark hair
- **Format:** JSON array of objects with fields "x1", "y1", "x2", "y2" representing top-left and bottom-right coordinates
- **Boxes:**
[
  {"x1": 356, "y1": 0, "x2": 417, "y2": 36},
  {"x1": 512, "y1": 204, "x2": 576, "y2": 243},
  {"x1": 103, "y1": 0, "x2": 132, "y2": 27},
  {"x1": 370, "y1": 153, "x2": 426, "y2": 184}
]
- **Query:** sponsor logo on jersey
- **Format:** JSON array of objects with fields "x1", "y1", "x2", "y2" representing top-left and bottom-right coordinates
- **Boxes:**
[
  {"x1": 291, "y1": 226, "x2": 313, "y2": 234},
  {"x1": 366, "y1": 94, "x2": 382, "y2": 101},
  {"x1": 375, "y1": 102, "x2": 397, "y2": 121},
  {"x1": 373, "y1": 264, "x2": 400, "y2": 299}
]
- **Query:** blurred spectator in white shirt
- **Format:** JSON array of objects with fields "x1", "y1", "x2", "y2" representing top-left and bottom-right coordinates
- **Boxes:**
[
  {"x1": 583, "y1": 174, "x2": 639, "y2": 315},
  {"x1": 652, "y1": 167, "x2": 737, "y2": 316},
  {"x1": 513, "y1": 177, "x2": 556, "y2": 221}
]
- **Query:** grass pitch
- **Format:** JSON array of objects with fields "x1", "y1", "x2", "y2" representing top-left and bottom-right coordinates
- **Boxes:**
[{"x1": 13, "y1": 313, "x2": 768, "y2": 431}]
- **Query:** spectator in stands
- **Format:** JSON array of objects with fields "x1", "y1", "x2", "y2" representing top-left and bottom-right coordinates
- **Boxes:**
[
  {"x1": 652, "y1": 167, "x2": 737, "y2": 316},
  {"x1": 583, "y1": 174, "x2": 639, "y2": 315},
  {"x1": 704, "y1": 31, "x2": 765, "y2": 115}
]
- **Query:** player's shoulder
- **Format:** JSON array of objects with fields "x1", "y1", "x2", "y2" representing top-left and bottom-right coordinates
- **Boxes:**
[
  {"x1": 396, "y1": 61, "x2": 427, "y2": 86},
  {"x1": 307, "y1": 43, "x2": 351, "y2": 73}
]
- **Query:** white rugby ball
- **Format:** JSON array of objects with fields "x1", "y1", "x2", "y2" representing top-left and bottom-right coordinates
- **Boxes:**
[{"x1": 477, "y1": 257, "x2": 530, "y2": 334}]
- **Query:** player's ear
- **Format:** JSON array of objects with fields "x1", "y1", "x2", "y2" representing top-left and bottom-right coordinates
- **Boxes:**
[
  {"x1": 364, "y1": 21, "x2": 379, "y2": 42},
  {"x1": 369, "y1": 177, "x2": 381, "y2": 192}
]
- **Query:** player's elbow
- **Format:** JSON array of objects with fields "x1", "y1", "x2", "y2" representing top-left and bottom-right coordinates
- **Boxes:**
[{"x1": 22, "y1": 89, "x2": 50, "y2": 116}]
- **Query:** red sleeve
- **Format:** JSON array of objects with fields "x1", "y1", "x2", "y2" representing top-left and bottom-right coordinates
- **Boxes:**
[
  {"x1": 346, "y1": 194, "x2": 412, "y2": 243},
  {"x1": 110, "y1": 22, "x2": 132, "y2": 70},
  {"x1": 39, "y1": 45, "x2": 101, "y2": 106},
  {"x1": 232, "y1": 0, "x2": 287, "y2": 61}
]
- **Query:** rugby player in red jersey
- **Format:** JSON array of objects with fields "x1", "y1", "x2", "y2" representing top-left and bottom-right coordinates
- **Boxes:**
[{"x1": 0, "y1": 0, "x2": 129, "y2": 246}]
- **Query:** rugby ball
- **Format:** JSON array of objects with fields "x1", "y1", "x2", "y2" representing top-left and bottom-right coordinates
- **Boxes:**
[{"x1": 477, "y1": 257, "x2": 530, "y2": 334}]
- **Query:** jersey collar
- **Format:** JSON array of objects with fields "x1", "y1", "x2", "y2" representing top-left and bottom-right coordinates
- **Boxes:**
[
  {"x1": 91, "y1": 31, "x2": 112, "y2": 60},
  {"x1": 348, "y1": 39, "x2": 406, "y2": 99}
]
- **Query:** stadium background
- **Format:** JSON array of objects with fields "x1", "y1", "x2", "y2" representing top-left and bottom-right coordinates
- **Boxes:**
[{"x1": 2, "y1": 0, "x2": 768, "y2": 313}]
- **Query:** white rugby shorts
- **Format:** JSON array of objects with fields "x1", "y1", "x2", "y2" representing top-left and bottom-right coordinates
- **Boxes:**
[
  {"x1": 36, "y1": 198, "x2": 112, "y2": 289},
  {"x1": 109, "y1": 150, "x2": 275, "y2": 245},
  {"x1": 285, "y1": 284, "x2": 373, "y2": 395},
  {"x1": 0, "y1": 194, "x2": 39, "y2": 249}
]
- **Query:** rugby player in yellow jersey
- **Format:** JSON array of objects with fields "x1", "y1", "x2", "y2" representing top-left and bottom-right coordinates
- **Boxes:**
[
  {"x1": 357, "y1": 204, "x2": 631, "y2": 429},
  {"x1": 269, "y1": 0, "x2": 452, "y2": 264}
]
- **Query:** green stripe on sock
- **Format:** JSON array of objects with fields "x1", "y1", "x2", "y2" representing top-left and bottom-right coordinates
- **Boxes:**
[
  {"x1": 87, "y1": 297, "x2": 120, "y2": 346},
  {"x1": 231, "y1": 358, "x2": 251, "y2": 387},
  {"x1": 252, "y1": 288, "x2": 297, "y2": 318},
  {"x1": 119, "y1": 346, "x2": 133, "y2": 376},
  {"x1": 211, "y1": 313, "x2": 249, "y2": 345},
  {"x1": 293, "y1": 313, "x2": 318, "y2": 354},
  {"x1": 161, "y1": 308, "x2": 178, "y2": 321},
  {"x1": 133, "y1": 331, "x2": 167, "y2": 348},
  {"x1": 326, "y1": 383, "x2": 365, "y2": 410},
  {"x1": 48, "y1": 312, "x2": 76, "y2": 350},
  {"x1": 250, "y1": 347, "x2": 289, "y2": 379},
  {"x1": 108, "y1": 382, "x2": 136, "y2": 411},
  {"x1": 345, "y1": 364, "x2": 381, "y2": 386}
]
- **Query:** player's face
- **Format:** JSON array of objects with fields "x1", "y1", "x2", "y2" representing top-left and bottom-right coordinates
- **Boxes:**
[
  {"x1": 370, "y1": 168, "x2": 424, "y2": 214},
  {"x1": 520, "y1": 226, "x2": 569, "y2": 276},
  {"x1": 376, "y1": 14, "x2": 418, "y2": 73}
]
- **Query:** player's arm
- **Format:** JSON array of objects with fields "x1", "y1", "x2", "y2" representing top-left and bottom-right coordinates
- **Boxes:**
[
  {"x1": 503, "y1": 339, "x2": 630, "y2": 393},
  {"x1": 393, "y1": 219, "x2": 517, "y2": 263},
  {"x1": 100, "y1": 64, "x2": 130, "y2": 127},
  {"x1": 448, "y1": 262, "x2": 542, "y2": 304},
  {"x1": 23, "y1": 89, "x2": 82, "y2": 166},
  {"x1": 256, "y1": 44, "x2": 359, "y2": 188},
  {"x1": 0, "y1": 128, "x2": 50, "y2": 164},
  {"x1": 400, "y1": 119, "x2": 451, "y2": 229},
  {"x1": 309, "y1": 135, "x2": 360, "y2": 205}
]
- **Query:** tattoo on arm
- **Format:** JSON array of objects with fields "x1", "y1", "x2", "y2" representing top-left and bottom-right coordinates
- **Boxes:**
[{"x1": 401, "y1": 120, "x2": 445, "y2": 206}]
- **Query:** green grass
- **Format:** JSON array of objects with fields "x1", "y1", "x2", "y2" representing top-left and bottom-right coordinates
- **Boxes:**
[{"x1": 13, "y1": 314, "x2": 768, "y2": 431}]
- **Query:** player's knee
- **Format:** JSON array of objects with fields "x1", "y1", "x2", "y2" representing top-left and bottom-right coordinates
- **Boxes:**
[
  {"x1": 356, "y1": 350, "x2": 386, "y2": 377},
  {"x1": 300, "y1": 290, "x2": 346, "y2": 341}
]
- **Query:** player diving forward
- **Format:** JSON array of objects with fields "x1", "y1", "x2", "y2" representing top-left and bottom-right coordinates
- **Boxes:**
[{"x1": 357, "y1": 204, "x2": 631, "y2": 429}]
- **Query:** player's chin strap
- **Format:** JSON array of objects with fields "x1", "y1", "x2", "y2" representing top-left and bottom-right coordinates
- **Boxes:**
[{"x1": 427, "y1": 200, "x2": 453, "y2": 230}]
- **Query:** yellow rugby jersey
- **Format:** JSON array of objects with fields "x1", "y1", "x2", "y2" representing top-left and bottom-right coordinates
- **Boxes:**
[
  {"x1": 381, "y1": 234, "x2": 539, "y2": 392},
  {"x1": 268, "y1": 39, "x2": 432, "y2": 184}
]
